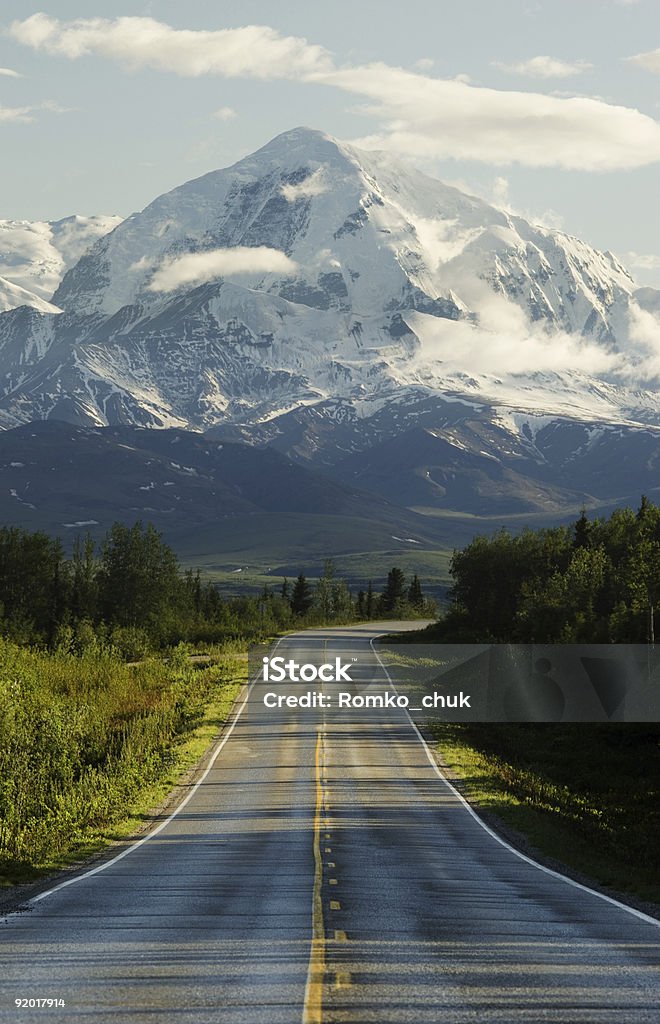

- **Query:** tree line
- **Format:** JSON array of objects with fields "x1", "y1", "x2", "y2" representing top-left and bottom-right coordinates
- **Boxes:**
[
  {"x1": 284, "y1": 564, "x2": 434, "y2": 621},
  {"x1": 0, "y1": 523, "x2": 435, "y2": 655},
  {"x1": 435, "y1": 497, "x2": 660, "y2": 643}
]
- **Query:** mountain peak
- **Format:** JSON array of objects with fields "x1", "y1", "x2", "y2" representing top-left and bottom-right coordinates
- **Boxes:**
[
  {"x1": 222, "y1": 124, "x2": 355, "y2": 178},
  {"x1": 1, "y1": 125, "x2": 648, "y2": 440},
  {"x1": 256, "y1": 125, "x2": 335, "y2": 147}
]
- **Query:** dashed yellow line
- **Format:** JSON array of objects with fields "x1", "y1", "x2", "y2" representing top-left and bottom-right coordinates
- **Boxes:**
[
  {"x1": 303, "y1": 729, "x2": 325, "y2": 1024},
  {"x1": 330, "y1": 900, "x2": 341, "y2": 911}
]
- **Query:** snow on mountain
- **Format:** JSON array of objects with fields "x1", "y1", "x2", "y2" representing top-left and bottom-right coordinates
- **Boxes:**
[
  {"x1": 0, "y1": 214, "x2": 123, "y2": 307},
  {"x1": 0, "y1": 127, "x2": 658, "y2": 478},
  {"x1": 0, "y1": 275, "x2": 62, "y2": 315},
  {"x1": 53, "y1": 128, "x2": 635, "y2": 341}
]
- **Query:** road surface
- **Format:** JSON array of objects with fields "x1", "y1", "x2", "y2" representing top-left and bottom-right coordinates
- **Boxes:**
[{"x1": 1, "y1": 623, "x2": 659, "y2": 1022}]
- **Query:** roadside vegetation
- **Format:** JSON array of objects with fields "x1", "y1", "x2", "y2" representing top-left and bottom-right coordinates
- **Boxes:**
[
  {"x1": 427, "y1": 496, "x2": 660, "y2": 644},
  {"x1": 0, "y1": 520, "x2": 434, "y2": 884},
  {"x1": 408, "y1": 498, "x2": 660, "y2": 907},
  {"x1": 433, "y1": 721, "x2": 659, "y2": 904},
  {"x1": 0, "y1": 523, "x2": 435, "y2": 654},
  {"x1": 0, "y1": 639, "x2": 244, "y2": 885}
]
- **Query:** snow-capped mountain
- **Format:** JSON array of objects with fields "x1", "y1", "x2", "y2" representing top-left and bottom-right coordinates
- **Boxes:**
[
  {"x1": 52, "y1": 128, "x2": 634, "y2": 340},
  {"x1": 0, "y1": 127, "x2": 659, "y2": 518},
  {"x1": 0, "y1": 214, "x2": 123, "y2": 311},
  {"x1": 0, "y1": 275, "x2": 61, "y2": 315}
]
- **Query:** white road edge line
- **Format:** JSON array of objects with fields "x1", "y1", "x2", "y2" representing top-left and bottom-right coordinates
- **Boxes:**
[
  {"x1": 28, "y1": 639, "x2": 282, "y2": 905},
  {"x1": 370, "y1": 635, "x2": 660, "y2": 930}
]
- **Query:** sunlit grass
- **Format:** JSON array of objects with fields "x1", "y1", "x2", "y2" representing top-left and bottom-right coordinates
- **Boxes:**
[{"x1": 0, "y1": 640, "x2": 246, "y2": 885}]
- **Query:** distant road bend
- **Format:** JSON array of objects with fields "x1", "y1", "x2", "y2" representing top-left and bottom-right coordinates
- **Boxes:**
[{"x1": 1, "y1": 623, "x2": 659, "y2": 1023}]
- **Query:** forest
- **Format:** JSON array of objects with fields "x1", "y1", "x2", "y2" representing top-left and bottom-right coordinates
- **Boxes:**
[
  {"x1": 0, "y1": 521, "x2": 435, "y2": 656},
  {"x1": 433, "y1": 497, "x2": 660, "y2": 643}
]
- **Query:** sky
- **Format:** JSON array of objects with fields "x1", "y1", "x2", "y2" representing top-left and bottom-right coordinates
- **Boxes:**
[{"x1": 1, "y1": 1, "x2": 659, "y2": 286}]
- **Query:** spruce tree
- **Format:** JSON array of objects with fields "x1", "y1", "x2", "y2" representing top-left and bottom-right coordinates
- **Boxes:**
[
  {"x1": 291, "y1": 574, "x2": 313, "y2": 616},
  {"x1": 366, "y1": 581, "x2": 375, "y2": 619},
  {"x1": 407, "y1": 574, "x2": 424, "y2": 608},
  {"x1": 380, "y1": 567, "x2": 406, "y2": 614}
]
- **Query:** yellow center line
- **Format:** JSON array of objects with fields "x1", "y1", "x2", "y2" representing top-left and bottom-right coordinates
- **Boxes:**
[{"x1": 303, "y1": 728, "x2": 325, "y2": 1024}]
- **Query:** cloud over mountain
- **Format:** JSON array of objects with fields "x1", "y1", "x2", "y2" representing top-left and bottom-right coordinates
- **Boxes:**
[
  {"x1": 146, "y1": 247, "x2": 298, "y2": 292},
  {"x1": 11, "y1": 14, "x2": 660, "y2": 172}
]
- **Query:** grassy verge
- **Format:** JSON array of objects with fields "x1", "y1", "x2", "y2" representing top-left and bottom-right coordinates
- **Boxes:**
[
  {"x1": 0, "y1": 641, "x2": 247, "y2": 887},
  {"x1": 431, "y1": 722, "x2": 660, "y2": 907}
]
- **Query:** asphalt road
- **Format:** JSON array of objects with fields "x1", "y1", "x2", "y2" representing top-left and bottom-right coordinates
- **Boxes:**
[{"x1": 1, "y1": 623, "x2": 659, "y2": 1023}]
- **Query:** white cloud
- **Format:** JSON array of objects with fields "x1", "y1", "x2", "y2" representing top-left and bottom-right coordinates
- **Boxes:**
[
  {"x1": 129, "y1": 255, "x2": 152, "y2": 273},
  {"x1": 494, "y1": 55, "x2": 593, "y2": 79},
  {"x1": 618, "y1": 250, "x2": 660, "y2": 286},
  {"x1": 414, "y1": 58, "x2": 434, "y2": 72},
  {"x1": 628, "y1": 48, "x2": 660, "y2": 74},
  {"x1": 211, "y1": 106, "x2": 237, "y2": 121},
  {"x1": 0, "y1": 104, "x2": 34, "y2": 123},
  {"x1": 407, "y1": 285, "x2": 660, "y2": 387},
  {"x1": 478, "y1": 176, "x2": 564, "y2": 229},
  {"x1": 11, "y1": 14, "x2": 660, "y2": 171},
  {"x1": 333, "y1": 63, "x2": 660, "y2": 171},
  {"x1": 0, "y1": 98, "x2": 70, "y2": 125},
  {"x1": 9, "y1": 14, "x2": 332, "y2": 80},
  {"x1": 490, "y1": 176, "x2": 511, "y2": 209},
  {"x1": 409, "y1": 306, "x2": 617, "y2": 379},
  {"x1": 0, "y1": 67, "x2": 22, "y2": 78},
  {"x1": 623, "y1": 251, "x2": 660, "y2": 272},
  {"x1": 621, "y1": 303, "x2": 660, "y2": 380},
  {"x1": 281, "y1": 167, "x2": 329, "y2": 202},
  {"x1": 146, "y1": 246, "x2": 298, "y2": 291}
]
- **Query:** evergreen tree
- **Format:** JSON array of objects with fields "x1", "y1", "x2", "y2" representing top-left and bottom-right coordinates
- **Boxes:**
[
  {"x1": 366, "y1": 581, "x2": 375, "y2": 619},
  {"x1": 71, "y1": 534, "x2": 98, "y2": 622},
  {"x1": 573, "y1": 509, "x2": 592, "y2": 549},
  {"x1": 291, "y1": 574, "x2": 313, "y2": 616},
  {"x1": 311, "y1": 559, "x2": 353, "y2": 621},
  {"x1": 407, "y1": 574, "x2": 424, "y2": 608},
  {"x1": 0, "y1": 526, "x2": 69, "y2": 640},
  {"x1": 97, "y1": 521, "x2": 182, "y2": 633},
  {"x1": 380, "y1": 567, "x2": 407, "y2": 614}
]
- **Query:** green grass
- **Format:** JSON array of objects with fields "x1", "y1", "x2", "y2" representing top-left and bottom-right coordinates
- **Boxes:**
[
  {"x1": 0, "y1": 641, "x2": 246, "y2": 886},
  {"x1": 432, "y1": 722, "x2": 660, "y2": 906},
  {"x1": 172, "y1": 513, "x2": 419, "y2": 565},
  {"x1": 175, "y1": 514, "x2": 453, "y2": 599}
]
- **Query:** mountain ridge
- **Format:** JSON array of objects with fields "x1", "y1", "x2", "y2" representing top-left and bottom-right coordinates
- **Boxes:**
[{"x1": 0, "y1": 127, "x2": 659, "y2": 523}]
